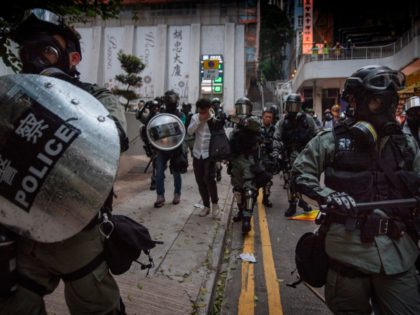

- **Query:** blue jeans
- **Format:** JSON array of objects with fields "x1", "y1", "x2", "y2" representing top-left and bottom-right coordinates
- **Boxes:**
[{"x1": 155, "y1": 151, "x2": 182, "y2": 196}]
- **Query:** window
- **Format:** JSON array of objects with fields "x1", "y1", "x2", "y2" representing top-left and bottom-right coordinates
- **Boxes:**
[{"x1": 297, "y1": 16, "x2": 303, "y2": 27}]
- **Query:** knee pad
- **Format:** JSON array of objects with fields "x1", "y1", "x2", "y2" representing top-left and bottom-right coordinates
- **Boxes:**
[{"x1": 244, "y1": 189, "x2": 256, "y2": 212}]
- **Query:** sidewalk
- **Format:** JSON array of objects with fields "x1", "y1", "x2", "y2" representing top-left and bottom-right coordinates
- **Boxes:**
[{"x1": 45, "y1": 154, "x2": 233, "y2": 315}]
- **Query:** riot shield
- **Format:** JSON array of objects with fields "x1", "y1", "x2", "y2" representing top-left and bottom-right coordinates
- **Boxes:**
[
  {"x1": 0, "y1": 74, "x2": 120, "y2": 242},
  {"x1": 146, "y1": 113, "x2": 185, "y2": 151}
]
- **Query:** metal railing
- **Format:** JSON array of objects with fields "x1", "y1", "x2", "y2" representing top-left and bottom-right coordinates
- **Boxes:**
[{"x1": 296, "y1": 22, "x2": 420, "y2": 66}]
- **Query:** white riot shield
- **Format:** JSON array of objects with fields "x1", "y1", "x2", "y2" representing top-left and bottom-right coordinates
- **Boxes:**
[{"x1": 0, "y1": 74, "x2": 120, "y2": 242}]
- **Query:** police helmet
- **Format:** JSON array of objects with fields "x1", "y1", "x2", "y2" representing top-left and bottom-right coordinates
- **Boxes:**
[
  {"x1": 235, "y1": 97, "x2": 253, "y2": 116},
  {"x1": 243, "y1": 116, "x2": 261, "y2": 133},
  {"x1": 211, "y1": 97, "x2": 221, "y2": 105},
  {"x1": 163, "y1": 90, "x2": 179, "y2": 107},
  {"x1": 405, "y1": 96, "x2": 420, "y2": 126},
  {"x1": 342, "y1": 65, "x2": 405, "y2": 111},
  {"x1": 285, "y1": 93, "x2": 302, "y2": 113},
  {"x1": 13, "y1": 8, "x2": 82, "y2": 57}
]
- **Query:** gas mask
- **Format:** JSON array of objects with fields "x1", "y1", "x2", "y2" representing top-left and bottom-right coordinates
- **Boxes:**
[
  {"x1": 354, "y1": 92, "x2": 400, "y2": 136},
  {"x1": 349, "y1": 121, "x2": 378, "y2": 148},
  {"x1": 19, "y1": 33, "x2": 71, "y2": 75}
]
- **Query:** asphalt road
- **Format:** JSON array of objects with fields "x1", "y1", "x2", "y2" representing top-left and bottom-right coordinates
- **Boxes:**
[{"x1": 218, "y1": 172, "x2": 332, "y2": 315}]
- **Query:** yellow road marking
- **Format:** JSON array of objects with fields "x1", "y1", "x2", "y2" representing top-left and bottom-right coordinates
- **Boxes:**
[
  {"x1": 238, "y1": 218, "x2": 255, "y2": 315},
  {"x1": 258, "y1": 190, "x2": 283, "y2": 315}
]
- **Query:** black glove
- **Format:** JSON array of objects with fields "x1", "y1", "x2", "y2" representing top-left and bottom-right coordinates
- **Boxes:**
[{"x1": 325, "y1": 192, "x2": 357, "y2": 216}]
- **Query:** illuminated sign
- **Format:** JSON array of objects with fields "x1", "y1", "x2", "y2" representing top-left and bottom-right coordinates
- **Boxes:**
[
  {"x1": 200, "y1": 55, "x2": 224, "y2": 95},
  {"x1": 302, "y1": 0, "x2": 313, "y2": 54}
]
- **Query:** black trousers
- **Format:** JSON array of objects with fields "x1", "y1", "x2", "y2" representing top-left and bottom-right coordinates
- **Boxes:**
[{"x1": 193, "y1": 157, "x2": 218, "y2": 208}]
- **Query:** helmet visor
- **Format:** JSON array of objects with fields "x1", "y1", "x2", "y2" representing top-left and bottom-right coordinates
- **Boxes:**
[
  {"x1": 286, "y1": 101, "x2": 301, "y2": 113},
  {"x1": 235, "y1": 104, "x2": 251, "y2": 116},
  {"x1": 345, "y1": 70, "x2": 405, "y2": 92},
  {"x1": 22, "y1": 8, "x2": 64, "y2": 27}
]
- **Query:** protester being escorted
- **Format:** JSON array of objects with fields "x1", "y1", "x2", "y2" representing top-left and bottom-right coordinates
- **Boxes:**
[
  {"x1": 403, "y1": 96, "x2": 420, "y2": 145},
  {"x1": 272, "y1": 93, "x2": 316, "y2": 217},
  {"x1": 259, "y1": 109, "x2": 277, "y2": 207},
  {"x1": 0, "y1": 8, "x2": 129, "y2": 315},
  {"x1": 153, "y1": 90, "x2": 187, "y2": 208},
  {"x1": 292, "y1": 65, "x2": 420, "y2": 314},
  {"x1": 187, "y1": 98, "x2": 222, "y2": 219}
]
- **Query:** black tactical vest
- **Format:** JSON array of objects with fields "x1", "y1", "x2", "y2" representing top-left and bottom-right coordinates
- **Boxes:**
[
  {"x1": 325, "y1": 123, "x2": 416, "y2": 216},
  {"x1": 281, "y1": 113, "x2": 314, "y2": 150}
]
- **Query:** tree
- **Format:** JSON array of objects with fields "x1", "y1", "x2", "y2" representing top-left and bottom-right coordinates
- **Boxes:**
[
  {"x1": 259, "y1": 1, "x2": 293, "y2": 80},
  {"x1": 0, "y1": 0, "x2": 122, "y2": 72},
  {"x1": 112, "y1": 50, "x2": 145, "y2": 111}
]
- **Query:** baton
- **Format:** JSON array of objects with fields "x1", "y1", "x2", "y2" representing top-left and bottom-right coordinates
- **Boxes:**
[{"x1": 320, "y1": 198, "x2": 419, "y2": 213}]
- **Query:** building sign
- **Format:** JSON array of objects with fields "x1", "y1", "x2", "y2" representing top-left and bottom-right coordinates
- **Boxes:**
[
  {"x1": 0, "y1": 100, "x2": 80, "y2": 212},
  {"x1": 136, "y1": 27, "x2": 158, "y2": 98},
  {"x1": 103, "y1": 27, "x2": 125, "y2": 91},
  {"x1": 167, "y1": 26, "x2": 190, "y2": 101},
  {"x1": 302, "y1": 0, "x2": 313, "y2": 54},
  {"x1": 200, "y1": 55, "x2": 224, "y2": 95}
]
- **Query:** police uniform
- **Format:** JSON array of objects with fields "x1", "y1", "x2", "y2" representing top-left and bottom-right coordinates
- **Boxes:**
[
  {"x1": 273, "y1": 112, "x2": 316, "y2": 216},
  {"x1": 0, "y1": 9, "x2": 127, "y2": 315},
  {"x1": 0, "y1": 83, "x2": 127, "y2": 315},
  {"x1": 260, "y1": 122, "x2": 276, "y2": 207},
  {"x1": 292, "y1": 65, "x2": 420, "y2": 314},
  {"x1": 229, "y1": 115, "x2": 262, "y2": 233},
  {"x1": 292, "y1": 127, "x2": 420, "y2": 314}
]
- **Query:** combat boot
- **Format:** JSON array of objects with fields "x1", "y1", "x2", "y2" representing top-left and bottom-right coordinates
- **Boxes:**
[
  {"x1": 242, "y1": 216, "x2": 251, "y2": 234},
  {"x1": 298, "y1": 199, "x2": 312, "y2": 212},
  {"x1": 284, "y1": 203, "x2": 297, "y2": 217}
]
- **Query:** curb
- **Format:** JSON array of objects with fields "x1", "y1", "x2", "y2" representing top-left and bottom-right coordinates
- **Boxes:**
[{"x1": 197, "y1": 189, "x2": 234, "y2": 314}]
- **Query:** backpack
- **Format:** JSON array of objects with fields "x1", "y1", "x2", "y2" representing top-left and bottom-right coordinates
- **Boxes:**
[
  {"x1": 294, "y1": 231, "x2": 328, "y2": 288},
  {"x1": 102, "y1": 214, "x2": 163, "y2": 275}
]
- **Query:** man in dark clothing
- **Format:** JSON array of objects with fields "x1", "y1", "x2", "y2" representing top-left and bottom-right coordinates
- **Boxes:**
[
  {"x1": 153, "y1": 90, "x2": 187, "y2": 207},
  {"x1": 259, "y1": 109, "x2": 276, "y2": 207},
  {"x1": 292, "y1": 65, "x2": 420, "y2": 314},
  {"x1": 273, "y1": 93, "x2": 316, "y2": 217},
  {"x1": 229, "y1": 97, "x2": 264, "y2": 234}
]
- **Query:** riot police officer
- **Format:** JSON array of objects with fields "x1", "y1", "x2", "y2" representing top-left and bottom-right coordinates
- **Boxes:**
[
  {"x1": 181, "y1": 102, "x2": 194, "y2": 156},
  {"x1": 211, "y1": 97, "x2": 227, "y2": 182},
  {"x1": 137, "y1": 100, "x2": 161, "y2": 190},
  {"x1": 273, "y1": 93, "x2": 316, "y2": 217},
  {"x1": 292, "y1": 65, "x2": 420, "y2": 314},
  {"x1": 153, "y1": 90, "x2": 187, "y2": 207},
  {"x1": 403, "y1": 96, "x2": 420, "y2": 145},
  {"x1": 229, "y1": 97, "x2": 264, "y2": 234},
  {"x1": 1, "y1": 8, "x2": 128, "y2": 314},
  {"x1": 259, "y1": 109, "x2": 276, "y2": 207}
]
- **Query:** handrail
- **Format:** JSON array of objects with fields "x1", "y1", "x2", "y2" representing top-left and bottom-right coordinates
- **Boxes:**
[{"x1": 296, "y1": 22, "x2": 419, "y2": 66}]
